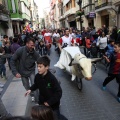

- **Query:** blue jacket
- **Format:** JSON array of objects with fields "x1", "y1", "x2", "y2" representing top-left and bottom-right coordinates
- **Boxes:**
[{"x1": 106, "y1": 44, "x2": 114, "y2": 57}]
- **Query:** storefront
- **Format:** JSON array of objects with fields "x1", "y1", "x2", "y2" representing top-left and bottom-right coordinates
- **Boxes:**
[
  {"x1": 68, "y1": 14, "x2": 76, "y2": 28},
  {"x1": 0, "y1": 14, "x2": 9, "y2": 38},
  {"x1": 87, "y1": 12, "x2": 96, "y2": 28}
]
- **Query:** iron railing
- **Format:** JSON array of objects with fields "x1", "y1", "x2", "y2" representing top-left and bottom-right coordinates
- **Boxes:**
[{"x1": 95, "y1": 2, "x2": 112, "y2": 10}]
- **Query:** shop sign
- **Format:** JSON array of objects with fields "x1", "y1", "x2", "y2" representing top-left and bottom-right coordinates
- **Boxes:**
[{"x1": 89, "y1": 12, "x2": 95, "y2": 18}]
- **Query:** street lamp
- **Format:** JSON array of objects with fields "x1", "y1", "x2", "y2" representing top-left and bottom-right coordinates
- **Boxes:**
[{"x1": 76, "y1": 0, "x2": 82, "y2": 32}]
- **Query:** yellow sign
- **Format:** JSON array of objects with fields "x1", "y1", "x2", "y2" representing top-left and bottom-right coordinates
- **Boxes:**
[{"x1": 98, "y1": 0, "x2": 102, "y2": 5}]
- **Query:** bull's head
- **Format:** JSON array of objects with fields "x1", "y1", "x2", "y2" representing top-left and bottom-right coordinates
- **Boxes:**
[
  {"x1": 69, "y1": 53, "x2": 102, "y2": 81},
  {"x1": 73, "y1": 53, "x2": 92, "y2": 80}
]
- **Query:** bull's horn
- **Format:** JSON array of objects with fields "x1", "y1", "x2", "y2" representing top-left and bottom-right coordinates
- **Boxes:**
[{"x1": 91, "y1": 58, "x2": 102, "y2": 63}]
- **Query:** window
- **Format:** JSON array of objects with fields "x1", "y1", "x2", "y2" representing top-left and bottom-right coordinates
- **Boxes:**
[
  {"x1": 11, "y1": 0, "x2": 16, "y2": 13},
  {"x1": 66, "y1": 1, "x2": 71, "y2": 11},
  {"x1": 72, "y1": 0, "x2": 76, "y2": 8}
]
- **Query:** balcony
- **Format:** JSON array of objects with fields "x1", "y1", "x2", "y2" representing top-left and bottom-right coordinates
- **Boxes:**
[
  {"x1": 2, "y1": 9, "x2": 10, "y2": 15},
  {"x1": 64, "y1": 7, "x2": 77, "y2": 17},
  {"x1": 0, "y1": 10, "x2": 9, "y2": 21},
  {"x1": 95, "y1": 2, "x2": 112, "y2": 12},
  {"x1": 82, "y1": 4, "x2": 95, "y2": 16},
  {"x1": 113, "y1": 0, "x2": 120, "y2": 5}
]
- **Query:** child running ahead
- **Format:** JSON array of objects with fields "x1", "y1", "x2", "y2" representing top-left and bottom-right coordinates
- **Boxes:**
[
  {"x1": 102, "y1": 42, "x2": 120, "y2": 102},
  {"x1": 25, "y1": 56, "x2": 62, "y2": 120}
]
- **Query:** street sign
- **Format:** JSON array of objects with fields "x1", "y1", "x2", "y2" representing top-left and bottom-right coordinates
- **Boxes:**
[{"x1": 89, "y1": 12, "x2": 95, "y2": 18}]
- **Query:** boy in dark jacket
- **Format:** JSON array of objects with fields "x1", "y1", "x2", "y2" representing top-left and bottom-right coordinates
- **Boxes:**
[{"x1": 25, "y1": 56, "x2": 62, "y2": 120}]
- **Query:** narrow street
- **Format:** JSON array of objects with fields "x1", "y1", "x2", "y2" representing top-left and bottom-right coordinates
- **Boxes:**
[{"x1": 25, "y1": 46, "x2": 120, "y2": 120}]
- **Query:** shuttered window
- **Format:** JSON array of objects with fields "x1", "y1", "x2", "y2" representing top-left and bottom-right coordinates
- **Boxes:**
[{"x1": 11, "y1": 0, "x2": 16, "y2": 13}]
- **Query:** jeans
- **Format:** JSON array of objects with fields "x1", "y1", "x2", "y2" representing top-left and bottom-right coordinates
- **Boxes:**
[
  {"x1": 103, "y1": 74, "x2": 120, "y2": 97},
  {"x1": 0, "y1": 64, "x2": 6, "y2": 76},
  {"x1": 7, "y1": 57, "x2": 11, "y2": 69},
  {"x1": 21, "y1": 72, "x2": 38, "y2": 102}
]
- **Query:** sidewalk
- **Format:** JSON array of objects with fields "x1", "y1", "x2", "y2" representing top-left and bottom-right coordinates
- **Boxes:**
[
  {"x1": 1, "y1": 77, "x2": 29, "y2": 116},
  {"x1": 0, "y1": 63, "x2": 29, "y2": 116},
  {"x1": 0, "y1": 64, "x2": 11, "y2": 93}
]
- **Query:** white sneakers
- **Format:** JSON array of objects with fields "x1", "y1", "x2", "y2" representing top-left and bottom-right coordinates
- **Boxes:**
[
  {"x1": 31, "y1": 97, "x2": 35, "y2": 102},
  {"x1": 0, "y1": 83, "x2": 4, "y2": 88}
]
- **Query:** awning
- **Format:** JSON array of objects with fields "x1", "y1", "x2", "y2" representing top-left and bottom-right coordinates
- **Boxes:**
[
  {"x1": 67, "y1": 15, "x2": 76, "y2": 22},
  {"x1": 11, "y1": 18, "x2": 23, "y2": 21}
]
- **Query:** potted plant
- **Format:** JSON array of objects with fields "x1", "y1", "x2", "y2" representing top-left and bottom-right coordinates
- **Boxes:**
[{"x1": 76, "y1": 10, "x2": 84, "y2": 16}]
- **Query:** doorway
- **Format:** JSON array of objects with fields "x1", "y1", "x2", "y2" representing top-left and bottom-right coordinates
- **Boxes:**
[{"x1": 101, "y1": 15, "x2": 109, "y2": 28}]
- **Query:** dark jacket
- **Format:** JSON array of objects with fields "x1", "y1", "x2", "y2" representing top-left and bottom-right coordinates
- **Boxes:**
[
  {"x1": 0, "y1": 53, "x2": 11, "y2": 65},
  {"x1": 4, "y1": 46, "x2": 11, "y2": 54},
  {"x1": 10, "y1": 43, "x2": 20, "y2": 54},
  {"x1": 30, "y1": 71, "x2": 62, "y2": 110},
  {"x1": 38, "y1": 44, "x2": 47, "y2": 56},
  {"x1": 0, "y1": 54, "x2": 6, "y2": 65},
  {"x1": 10, "y1": 46, "x2": 39, "y2": 77}
]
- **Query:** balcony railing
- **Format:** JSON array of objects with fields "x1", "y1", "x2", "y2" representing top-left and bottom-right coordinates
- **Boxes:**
[
  {"x1": 64, "y1": 7, "x2": 77, "y2": 17},
  {"x1": 95, "y1": 2, "x2": 112, "y2": 10},
  {"x1": 2, "y1": 9, "x2": 10, "y2": 15},
  {"x1": 113, "y1": 0, "x2": 120, "y2": 5},
  {"x1": 0, "y1": 9, "x2": 10, "y2": 15}
]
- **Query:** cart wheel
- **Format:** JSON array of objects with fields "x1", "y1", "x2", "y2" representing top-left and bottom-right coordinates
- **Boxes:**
[{"x1": 76, "y1": 77, "x2": 82, "y2": 90}]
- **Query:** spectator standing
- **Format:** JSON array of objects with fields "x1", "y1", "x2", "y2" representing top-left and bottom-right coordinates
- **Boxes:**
[
  {"x1": 38, "y1": 31, "x2": 44, "y2": 40},
  {"x1": 97, "y1": 32, "x2": 108, "y2": 57},
  {"x1": 4, "y1": 41, "x2": 12, "y2": 70},
  {"x1": 10, "y1": 37, "x2": 20, "y2": 55},
  {"x1": 38, "y1": 40, "x2": 47, "y2": 56},
  {"x1": 0, "y1": 47, "x2": 7, "y2": 79},
  {"x1": 2, "y1": 35, "x2": 9, "y2": 47}
]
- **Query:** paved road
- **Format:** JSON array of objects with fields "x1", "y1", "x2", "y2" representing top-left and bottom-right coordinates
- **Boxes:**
[{"x1": 25, "y1": 46, "x2": 120, "y2": 120}]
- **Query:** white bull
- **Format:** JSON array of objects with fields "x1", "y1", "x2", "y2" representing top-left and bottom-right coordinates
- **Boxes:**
[{"x1": 54, "y1": 46, "x2": 101, "y2": 81}]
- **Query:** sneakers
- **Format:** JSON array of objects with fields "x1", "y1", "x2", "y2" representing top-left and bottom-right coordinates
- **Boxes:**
[
  {"x1": 31, "y1": 97, "x2": 35, "y2": 102},
  {"x1": 2, "y1": 76, "x2": 7, "y2": 80},
  {"x1": 102, "y1": 86, "x2": 106, "y2": 91},
  {"x1": 117, "y1": 97, "x2": 120, "y2": 103}
]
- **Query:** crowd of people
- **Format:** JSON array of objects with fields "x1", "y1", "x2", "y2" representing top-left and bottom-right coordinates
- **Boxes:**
[{"x1": 0, "y1": 24, "x2": 120, "y2": 119}]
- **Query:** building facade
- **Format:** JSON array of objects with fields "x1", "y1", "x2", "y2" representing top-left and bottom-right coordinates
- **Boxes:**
[
  {"x1": 8, "y1": 0, "x2": 23, "y2": 35},
  {"x1": 94, "y1": 0, "x2": 116, "y2": 30},
  {"x1": 113, "y1": 0, "x2": 120, "y2": 28},
  {"x1": 43, "y1": 7, "x2": 51, "y2": 29},
  {"x1": 29, "y1": 0, "x2": 39, "y2": 31},
  {"x1": 58, "y1": 0, "x2": 78, "y2": 28},
  {"x1": 0, "y1": 0, "x2": 12, "y2": 39},
  {"x1": 20, "y1": 0, "x2": 31, "y2": 30},
  {"x1": 81, "y1": 0, "x2": 95, "y2": 28}
]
